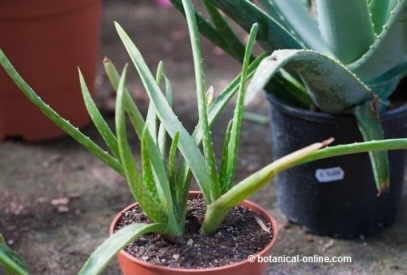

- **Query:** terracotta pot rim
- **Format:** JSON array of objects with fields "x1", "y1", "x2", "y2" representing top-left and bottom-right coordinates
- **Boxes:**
[{"x1": 109, "y1": 191, "x2": 278, "y2": 273}]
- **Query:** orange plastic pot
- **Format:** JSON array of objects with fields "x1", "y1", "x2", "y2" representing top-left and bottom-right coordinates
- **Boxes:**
[
  {"x1": 0, "y1": 0, "x2": 101, "y2": 141},
  {"x1": 109, "y1": 191, "x2": 279, "y2": 275}
]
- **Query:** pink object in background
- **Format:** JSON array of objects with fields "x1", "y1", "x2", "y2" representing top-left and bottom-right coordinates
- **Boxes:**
[{"x1": 156, "y1": 0, "x2": 171, "y2": 8}]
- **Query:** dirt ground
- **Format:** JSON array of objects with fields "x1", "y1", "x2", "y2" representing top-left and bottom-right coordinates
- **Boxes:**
[{"x1": 1, "y1": 1, "x2": 406, "y2": 274}]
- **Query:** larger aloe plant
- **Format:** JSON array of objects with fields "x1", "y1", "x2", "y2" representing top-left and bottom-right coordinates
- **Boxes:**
[{"x1": 171, "y1": 0, "x2": 407, "y2": 193}]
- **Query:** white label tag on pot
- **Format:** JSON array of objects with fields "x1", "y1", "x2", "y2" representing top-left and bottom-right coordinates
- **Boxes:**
[{"x1": 315, "y1": 167, "x2": 345, "y2": 183}]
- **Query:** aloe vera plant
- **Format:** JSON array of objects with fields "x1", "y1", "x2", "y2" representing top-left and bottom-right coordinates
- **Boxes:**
[
  {"x1": 3, "y1": 0, "x2": 407, "y2": 274},
  {"x1": 0, "y1": 233, "x2": 28, "y2": 275},
  {"x1": 171, "y1": 0, "x2": 407, "y2": 194}
]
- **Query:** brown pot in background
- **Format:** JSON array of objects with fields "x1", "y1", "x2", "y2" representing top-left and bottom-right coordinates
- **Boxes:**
[
  {"x1": 110, "y1": 191, "x2": 279, "y2": 275},
  {"x1": 0, "y1": 0, "x2": 101, "y2": 141}
]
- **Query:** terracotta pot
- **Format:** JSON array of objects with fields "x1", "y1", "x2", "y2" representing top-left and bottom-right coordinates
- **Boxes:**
[
  {"x1": 109, "y1": 191, "x2": 279, "y2": 275},
  {"x1": 0, "y1": 0, "x2": 101, "y2": 141}
]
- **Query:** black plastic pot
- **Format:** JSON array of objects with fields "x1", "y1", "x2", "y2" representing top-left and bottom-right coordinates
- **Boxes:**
[{"x1": 267, "y1": 94, "x2": 407, "y2": 238}]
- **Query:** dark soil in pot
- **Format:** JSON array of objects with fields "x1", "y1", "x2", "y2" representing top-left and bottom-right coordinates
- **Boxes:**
[
  {"x1": 266, "y1": 82, "x2": 407, "y2": 239},
  {"x1": 114, "y1": 196, "x2": 273, "y2": 269}
]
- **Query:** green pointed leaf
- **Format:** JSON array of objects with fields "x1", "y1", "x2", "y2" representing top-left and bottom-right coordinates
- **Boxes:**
[
  {"x1": 272, "y1": 0, "x2": 330, "y2": 54},
  {"x1": 367, "y1": 60, "x2": 407, "y2": 99},
  {"x1": 257, "y1": 0, "x2": 293, "y2": 30},
  {"x1": 0, "y1": 49, "x2": 122, "y2": 175},
  {"x1": 78, "y1": 69, "x2": 119, "y2": 158},
  {"x1": 194, "y1": 54, "x2": 266, "y2": 143},
  {"x1": 145, "y1": 62, "x2": 165, "y2": 143},
  {"x1": 349, "y1": 0, "x2": 407, "y2": 81},
  {"x1": 301, "y1": 139, "x2": 407, "y2": 164},
  {"x1": 115, "y1": 65, "x2": 141, "y2": 202},
  {"x1": 78, "y1": 223, "x2": 165, "y2": 275},
  {"x1": 316, "y1": 0, "x2": 375, "y2": 64},
  {"x1": 168, "y1": 132, "x2": 180, "y2": 187},
  {"x1": 369, "y1": 0, "x2": 398, "y2": 34},
  {"x1": 105, "y1": 59, "x2": 179, "y2": 224},
  {"x1": 220, "y1": 120, "x2": 233, "y2": 193},
  {"x1": 178, "y1": 55, "x2": 267, "y2": 189},
  {"x1": 141, "y1": 128, "x2": 169, "y2": 223},
  {"x1": 206, "y1": 0, "x2": 304, "y2": 51},
  {"x1": 223, "y1": 24, "x2": 258, "y2": 193},
  {"x1": 115, "y1": 65, "x2": 178, "y2": 231},
  {"x1": 202, "y1": 141, "x2": 326, "y2": 234},
  {"x1": 249, "y1": 50, "x2": 374, "y2": 113},
  {"x1": 170, "y1": 0, "x2": 244, "y2": 62},
  {"x1": 167, "y1": 132, "x2": 181, "y2": 205},
  {"x1": 115, "y1": 22, "x2": 215, "y2": 203},
  {"x1": 157, "y1": 75, "x2": 174, "y2": 157},
  {"x1": 202, "y1": 0, "x2": 246, "y2": 61},
  {"x1": 172, "y1": 0, "x2": 310, "y2": 108},
  {"x1": 182, "y1": 0, "x2": 221, "y2": 201},
  {"x1": 103, "y1": 58, "x2": 146, "y2": 138},
  {"x1": 203, "y1": 134, "x2": 407, "y2": 233},
  {"x1": 354, "y1": 101, "x2": 390, "y2": 194}
]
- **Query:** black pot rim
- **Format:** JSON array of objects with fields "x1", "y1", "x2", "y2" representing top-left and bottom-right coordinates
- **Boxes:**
[{"x1": 266, "y1": 93, "x2": 407, "y2": 123}]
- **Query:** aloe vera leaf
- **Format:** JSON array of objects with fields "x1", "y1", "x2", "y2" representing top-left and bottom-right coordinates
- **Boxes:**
[
  {"x1": 104, "y1": 59, "x2": 179, "y2": 212},
  {"x1": 78, "y1": 223, "x2": 165, "y2": 275},
  {"x1": 203, "y1": 134, "x2": 407, "y2": 233},
  {"x1": 115, "y1": 22, "x2": 215, "y2": 203},
  {"x1": 157, "y1": 76, "x2": 174, "y2": 157},
  {"x1": 349, "y1": 0, "x2": 407, "y2": 82},
  {"x1": 0, "y1": 50, "x2": 122, "y2": 175},
  {"x1": 257, "y1": 0, "x2": 293, "y2": 30},
  {"x1": 167, "y1": 132, "x2": 181, "y2": 205},
  {"x1": 367, "y1": 60, "x2": 407, "y2": 99},
  {"x1": 369, "y1": 0, "x2": 399, "y2": 34},
  {"x1": 249, "y1": 50, "x2": 373, "y2": 114},
  {"x1": 170, "y1": 0, "x2": 244, "y2": 62},
  {"x1": 206, "y1": 0, "x2": 304, "y2": 51},
  {"x1": 219, "y1": 120, "x2": 233, "y2": 193},
  {"x1": 354, "y1": 101, "x2": 390, "y2": 194},
  {"x1": 202, "y1": 0, "x2": 247, "y2": 62},
  {"x1": 78, "y1": 69, "x2": 119, "y2": 158},
  {"x1": 182, "y1": 0, "x2": 222, "y2": 200},
  {"x1": 145, "y1": 62, "x2": 165, "y2": 143},
  {"x1": 202, "y1": 141, "x2": 328, "y2": 233},
  {"x1": 173, "y1": 0, "x2": 311, "y2": 107},
  {"x1": 140, "y1": 128, "x2": 168, "y2": 223},
  {"x1": 316, "y1": 0, "x2": 375, "y2": 64},
  {"x1": 222, "y1": 24, "x2": 258, "y2": 192},
  {"x1": 115, "y1": 65, "x2": 181, "y2": 236},
  {"x1": 115, "y1": 65, "x2": 142, "y2": 203},
  {"x1": 272, "y1": 0, "x2": 330, "y2": 54}
]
